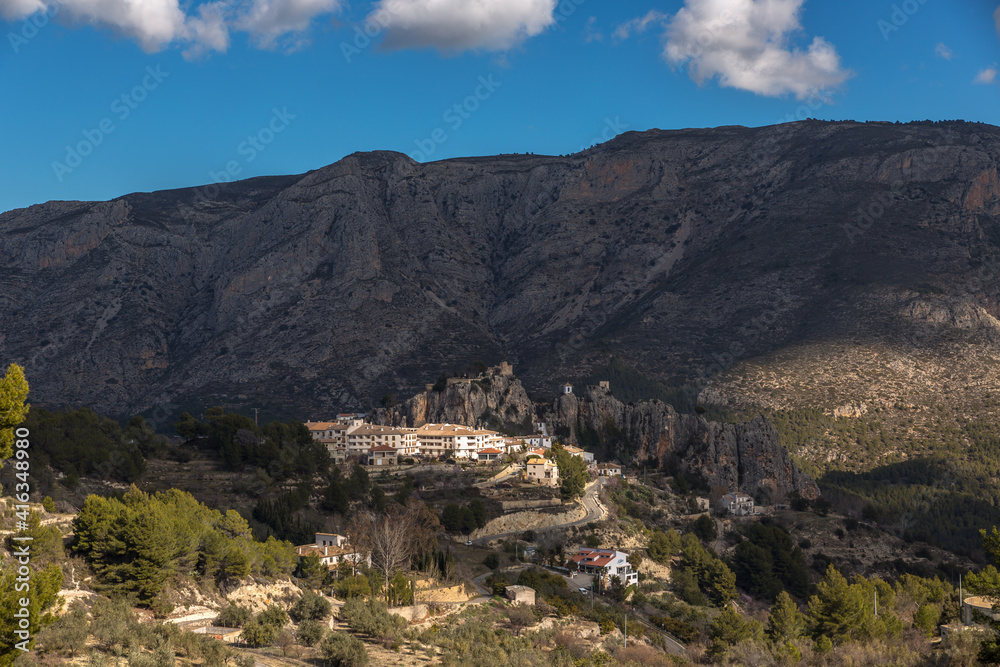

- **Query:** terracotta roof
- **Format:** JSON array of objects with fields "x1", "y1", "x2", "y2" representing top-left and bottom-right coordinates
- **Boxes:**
[
  {"x1": 350, "y1": 424, "x2": 413, "y2": 436},
  {"x1": 306, "y1": 421, "x2": 339, "y2": 430},
  {"x1": 570, "y1": 553, "x2": 609, "y2": 566},
  {"x1": 415, "y1": 423, "x2": 499, "y2": 436},
  {"x1": 479, "y1": 448, "x2": 502, "y2": 454},
  {"x1": 370, "y1": 445, "x2": 399, "y2": 452},
  {"x1": 571, "y1": 548, "x2": 621, "y2": 569}
]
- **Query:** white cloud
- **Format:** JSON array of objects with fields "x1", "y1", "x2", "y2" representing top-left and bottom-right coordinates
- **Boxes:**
[
  {"x1": 369, "y1": 0, "x2": 556, "y2": 52},
  {"x1": 934, "y1": 42, "x2": 952, "y2": 60},
  {"x1": 994, "y1": 5, "x2": 999, "y2": 37},
  {"x1": 663, "y1": 0, "x2": 851, "y2": 100},
  {"x1": 182, "y1": 2, "x2": 231, "y2": 59},
  {"x1": 0, "y1": 0, "x2": 341, "y2": 54},
  {"x1": 613, "y1": 9, "x2": 667, "y2": 41},
  {"x1": 583, "y1": 16, "x2": 602, "y2": 43},
  {"x1": 0, "y1": 0, "x2": 189, "y2": 51},
  {"x1": 0, "y1": 0, "x2": 44, "y2": 20},
  {"x1": 975, "y1": 67, "x2": 997, "y2": 85},
  {"x1": 238, "y1": 0, "x2": 340, "y2": 49}
]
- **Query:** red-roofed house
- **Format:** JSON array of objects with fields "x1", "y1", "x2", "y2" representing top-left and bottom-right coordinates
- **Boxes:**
[
  {"x1": 568, "y1": 547, "x2": 638, "y2": 587},
  {"x1": 477, "y1": 447, "x2": 503, "y2": 462}
]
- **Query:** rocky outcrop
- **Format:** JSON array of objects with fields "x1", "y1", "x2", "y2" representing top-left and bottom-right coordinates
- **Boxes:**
[
  {"x1": 373, "y1": 362, "x2": 536, "y2": 429},
  {"x1": 470, "y1": 504, "x2": 589, "y2": 540},
  {"x1": 550, "y1": 385, "x2": 818, "y2": 500}
]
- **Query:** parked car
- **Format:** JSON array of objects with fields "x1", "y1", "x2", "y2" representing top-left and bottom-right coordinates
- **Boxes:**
[{"x1": 465, "y1": 540, "x2": 473, "y2": 546}]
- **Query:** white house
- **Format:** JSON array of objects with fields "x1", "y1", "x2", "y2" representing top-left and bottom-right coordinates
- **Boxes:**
[
  {"x1": 561, "y1": 383, "x2": 573, "y2": 394},
  {"x1": 569, "y1": 548, "x2": 638, "y2": 587},
  {"x1": 413, "y1": 423, "x2": 501, "y2": 459},
  {"x1": 721, "y1": 492, "x2": 754, "y2": 516},
  {"x1": 294, "y1": 533, "x2": 366, "y2": 568},
  {"x1": 346, "y1": 424, "x2": 419, "y2": 458},
  {"x1": 596, "y1": 463, "x2": 622, "y2": 477},
  {"x1": 506, "y1": 435, "x2": 553, "y2": 450},
  {"x1": 563, "y1": 445, "x2": 595, "y2": 463}
]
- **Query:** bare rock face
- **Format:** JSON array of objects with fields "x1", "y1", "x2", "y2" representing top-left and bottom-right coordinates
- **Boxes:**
[
  {"x1": 551, "y1": 385, "x2": 818, "y2": 499},
  {"x1": 373, "y1": 363, "x2": 536, "y2": 429},
  {"x1": 1, "y1": 121, "x2": 999, "y2": 423}
]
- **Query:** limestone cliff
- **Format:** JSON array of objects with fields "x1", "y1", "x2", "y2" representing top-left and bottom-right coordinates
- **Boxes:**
[
  {"x1": 549, "y1": 385, "x2": 818, "y2": 500},
  {"x1": 372, "y1": 362, "x2": 536, "y2": 430},
  {"x1": 376, "y1": 365, "x2": 816, "y2": 500}
]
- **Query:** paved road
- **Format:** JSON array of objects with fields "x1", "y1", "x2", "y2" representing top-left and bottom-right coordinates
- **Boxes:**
[
  {"x1": 630, "y1": 612, "x2": 687, "y2": 657},
  {"x1": 469, "y1": 477, "x2": 610, "y2": 545}
]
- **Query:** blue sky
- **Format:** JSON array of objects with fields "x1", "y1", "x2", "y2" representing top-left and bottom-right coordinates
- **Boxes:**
[{"x1": 0, "y1": 0, "x2": 998, "y2": 214}]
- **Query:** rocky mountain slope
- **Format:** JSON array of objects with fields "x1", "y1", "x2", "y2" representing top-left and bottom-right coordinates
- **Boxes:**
[
  {"x1": 2, "y1": 120, "x2": 1000, "y2": 442},
  {"x1": 550, "y1": 384, "x2": 818, "y2": 500}
]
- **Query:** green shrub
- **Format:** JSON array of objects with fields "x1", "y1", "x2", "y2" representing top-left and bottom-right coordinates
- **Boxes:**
[
  {"x1": 290, "y1": 591, "x2": 332, "y2": 622},
  {"x1": 320, "y1": 631, "x2": 368, "y2": 667},
  {"x1": 296, "y1": 619, "x2": 326, "y2": 647},
  {"x1": 339, "y1": 599, "x2": 405, "y2": 639},
  {"x1": 215, "y1": 603, "x2": 252, "y2": 628},
  {"x1": 239, "y1": 618, "x2": 277, "y2": 647},
  {"x1": 335, "y1": 575, "x2": 372, "y2": 599},
  {"x1": 258, "y1": 605, "x2": 288, "y2": 628}
]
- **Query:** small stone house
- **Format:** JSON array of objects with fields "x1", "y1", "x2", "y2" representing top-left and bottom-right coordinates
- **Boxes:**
[
  {"x1": 368, "y1": 444, "x2": 398, "y2": 466},
  {"x1": 505, "y1": 585, "x2": 536, "y2": 605}
]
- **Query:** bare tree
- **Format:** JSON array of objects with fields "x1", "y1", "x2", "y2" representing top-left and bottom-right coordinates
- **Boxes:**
[{"x1": 350, "y1": 500, "x2": 440, "y2": 606}]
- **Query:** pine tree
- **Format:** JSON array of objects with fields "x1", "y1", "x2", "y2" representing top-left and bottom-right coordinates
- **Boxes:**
[
  {"x1": 0, "y1": 562, "x2": 62, "y2": 665},
  {"x1": 708, "y1": 604, "x2": 764, "y2": 657},
  {"x1": 807, "y1": 565, "x2": 865, "y2": 643},
  {"x1": 0, "y1": 363, "x2": 29, "y2": 462},
  {"x1": 768, "y1": 590, "x2": 805, "y2": 645}
]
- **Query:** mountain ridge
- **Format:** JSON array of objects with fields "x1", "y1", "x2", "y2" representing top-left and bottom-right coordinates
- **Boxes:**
[{"x1": 2, "y1": 120, "x2": 999, "y2": 445}]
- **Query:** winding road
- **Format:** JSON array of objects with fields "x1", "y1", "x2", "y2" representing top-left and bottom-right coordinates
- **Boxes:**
[{"x1": 469, "y1": 476, "x2": 611, "y2": 545}]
